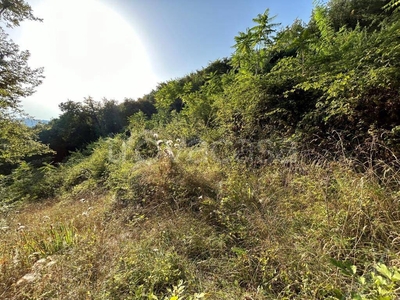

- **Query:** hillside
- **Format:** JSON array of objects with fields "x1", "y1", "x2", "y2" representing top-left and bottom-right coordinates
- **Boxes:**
[
  {"x1": 1, "y1": 0, "x2": 400, "y2": 299},
  {"x1": 1, "y1": 138, "x2": 400, "y2": 299},
  {"x1": 22, "y1": 119, "x2": 49, "y2": 128}
]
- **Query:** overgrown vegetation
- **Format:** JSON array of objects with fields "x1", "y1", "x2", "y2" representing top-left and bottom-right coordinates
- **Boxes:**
[
  {"x1": 1, "y1": 0, "x2": 400, "y2": 298},
  {"x1": 2, "y1": 138, "x2": 400, "y2": 298}
]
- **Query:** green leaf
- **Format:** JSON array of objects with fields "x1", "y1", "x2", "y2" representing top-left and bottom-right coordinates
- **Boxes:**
[
  {"x1": 376, "y1": 263, "x2": 392, "y2": 280},
  {"x1": 330, "y1": 258, "x2": 357, "y2": 276},
  {"x1": 350, "y1": 265, "x2": 357, "y2": 275},
  {"x1": 392, "y1": 270, "x2": 400, "y2": 281},
  {"x1": 231, "y1": 247, "x2": 247, "y2": 256}
]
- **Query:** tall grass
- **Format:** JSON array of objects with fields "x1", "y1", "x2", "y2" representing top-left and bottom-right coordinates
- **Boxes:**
[{"x1": 1, "y1": 135, "x2": 400, "y2": 299}]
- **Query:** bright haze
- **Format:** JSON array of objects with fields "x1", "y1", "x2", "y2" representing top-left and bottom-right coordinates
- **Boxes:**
[{"x1": 7, "y1": 0, "x2": 314, "y2": 120}]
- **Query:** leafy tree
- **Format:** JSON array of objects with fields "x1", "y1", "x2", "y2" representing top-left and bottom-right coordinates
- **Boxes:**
[
  {"x1": 0, "y1": 0, "x2": 41, "y2": 28},
  {"x1": 232, "y1": 9, "x2": 280, "y2": 73},
  {"x1": 326, "y1": 0, "x2": 391, "y2": 31},
  {"x1": 119, "y1": 97, "x2": 157, "y2": 131},
  {"x1": 38, "y1": 94, "x2": 159, "y2": 162},
  {"x1": 100, "y1": 99, "x2": 123, "y2": 135},
  {"x1": 290, "y1": 2, "x2": 400, "y2": 160},
  {"x1": 270, "y1": 19, "x2": 312, "y2": 75},
  {"x1": 155, "y1": 80, "x2": 185, "y2": 112},
  {"x1": 0, "y1": 0, "x2": 50, "y2": 166},
  {"x1": 211, "y1": 1, "x2": 400, "y2": 163},
  {"x1": 202, "y1": 58, "x2": 232, "y2": 75},
  {"x1": 39, "y1": 100, "x2": 101, "y2": 162}
]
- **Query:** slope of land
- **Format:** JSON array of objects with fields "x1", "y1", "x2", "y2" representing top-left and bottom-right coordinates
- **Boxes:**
[
  {"x1": 2, "y1": 1, "x2": 400, "y2": 299},
  {"x1": 1, "y1": 138, "x2": 400, "y2": 299}
]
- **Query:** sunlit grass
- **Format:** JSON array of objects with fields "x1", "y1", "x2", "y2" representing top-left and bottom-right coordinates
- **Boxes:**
[{"x1": 1, "y1": 143, "x2": 400, "y2": 299}]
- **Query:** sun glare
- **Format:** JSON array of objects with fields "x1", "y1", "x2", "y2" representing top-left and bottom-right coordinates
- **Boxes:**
[{"x1": 12, "y1": 0, "x2": 158, "y2": 119}]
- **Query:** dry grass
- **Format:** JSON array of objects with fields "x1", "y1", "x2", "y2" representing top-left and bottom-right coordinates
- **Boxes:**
[{"x1": 1, "y1": 148, "x2": 400, "y2": 299}]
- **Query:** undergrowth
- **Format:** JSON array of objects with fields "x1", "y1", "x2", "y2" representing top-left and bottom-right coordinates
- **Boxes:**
[{"x1": 1, "y1": 134, "x2": 400, "y2": 299}]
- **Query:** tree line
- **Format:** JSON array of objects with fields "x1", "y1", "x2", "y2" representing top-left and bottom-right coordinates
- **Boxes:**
[{"x1": 1, "y1": 0, "x2": 400, "y2": 171}]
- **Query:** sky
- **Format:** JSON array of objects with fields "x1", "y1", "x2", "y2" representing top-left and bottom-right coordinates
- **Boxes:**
[{"x1": 5, "y1": 0, "x2": 314, "y2": 120}]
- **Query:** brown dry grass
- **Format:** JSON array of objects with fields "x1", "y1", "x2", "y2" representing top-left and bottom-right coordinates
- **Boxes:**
[{"x1": 1, "y1": 153, "x2": 400, "y2": 299}]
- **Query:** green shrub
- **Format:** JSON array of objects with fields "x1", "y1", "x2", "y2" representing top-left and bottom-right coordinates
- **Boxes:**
[
  {"x1": 331, "y1": 260, "x2": 400, "y2": 299},
  {"x1": 105, "y1": 247, "x2": 190, "y2": 299},
  {"x1": 0, "y1": 161, "x2": 63, "y2": 204}
]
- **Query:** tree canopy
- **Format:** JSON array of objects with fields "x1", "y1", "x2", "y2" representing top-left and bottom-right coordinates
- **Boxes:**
[
  {"x1": 4, "y1": 0, "x2": 400, "y2": 168},
  {"x1": 0, "y1": 0, "x2": 50, "y2": 166}
]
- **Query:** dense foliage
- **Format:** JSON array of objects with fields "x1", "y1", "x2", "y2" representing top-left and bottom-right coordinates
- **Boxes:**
[
  {"x1": 1, "y1": 0, "x2": 400, "y2": 299},
  {"x1": 0, "y1": 0, "x2": 50, "y2": 167},
  {"x1": 144, "y1": 1, "x2": 400, "y2": 166},
  {"x1": 38, "y1": 96, "x2": 157, "y2": 162}
]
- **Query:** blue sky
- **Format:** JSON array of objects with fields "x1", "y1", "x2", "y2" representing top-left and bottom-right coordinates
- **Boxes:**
[
  {"x1": 105, "y1": 0, "x2": 315, "y2": 80},
  {"x1": 7, "y1": 0, "x2": 315, "y2": 119}
]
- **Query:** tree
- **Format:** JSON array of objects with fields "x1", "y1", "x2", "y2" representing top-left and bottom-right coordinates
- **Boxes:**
[
  {"x1": 0, "y1": 28, "x2": 43, "y2": 112},
  {"x1": 39, "y1": 100, "x2": 101, "y2": 162},
  {"x1": 0, "y1": 0, "x2": 50, "y2": 166},
  {"x1": 0, "y1": 0, "x2": 41, "y2": 28},
  {"x1": 326, "y1": 0, "x2": 392, "y2": 31},
  {"x1": 232, "y1": 9, "x2": 280, "y2": 73}
]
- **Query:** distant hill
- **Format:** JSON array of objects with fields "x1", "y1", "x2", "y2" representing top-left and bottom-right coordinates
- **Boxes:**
[{"x1": 21, "y1": 118, "x2": 49, "y2": 127}]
